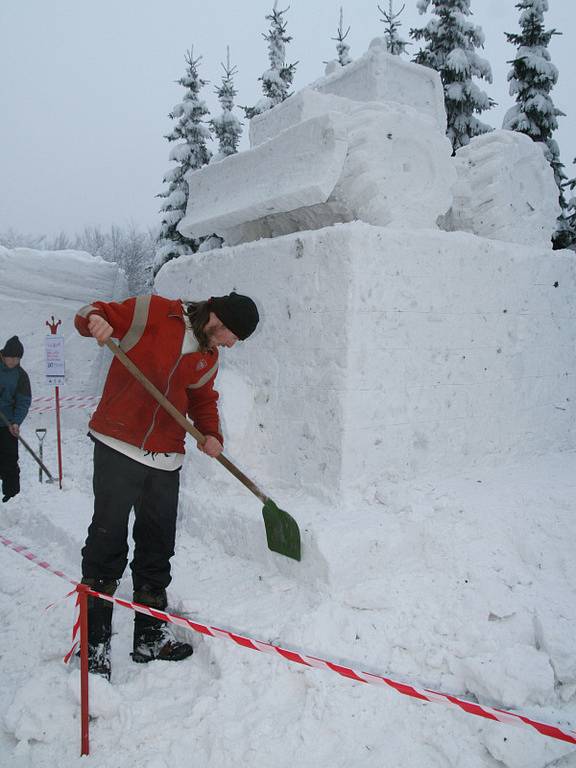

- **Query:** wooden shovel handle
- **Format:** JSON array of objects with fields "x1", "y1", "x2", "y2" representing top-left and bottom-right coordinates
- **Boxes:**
[{"x1": 105, "y1": 339, "x2": 268, "y2": 504}]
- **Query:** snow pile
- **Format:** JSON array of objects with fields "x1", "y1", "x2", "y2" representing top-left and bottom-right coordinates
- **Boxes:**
[
  {"x1": 1, "y1": 400, "x2": 576, "y2": 767},
  {"x1": 440, "y1": 130, "x2": 561, "y2": 247},
  {"x1": 0, "y1": 245, "x2": 128, "y2": 397}
]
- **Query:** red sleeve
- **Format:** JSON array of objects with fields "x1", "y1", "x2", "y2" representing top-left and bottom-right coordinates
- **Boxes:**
[
  {"x1": 75, "y1": 298, "x2": 138, "y2": 339},
  {"x1": 187, "y1": 369, "x2": 224, "y2": 446}
]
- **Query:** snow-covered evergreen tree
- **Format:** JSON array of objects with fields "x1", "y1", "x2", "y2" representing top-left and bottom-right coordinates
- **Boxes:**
[
  {"x1": 379, "y1": 1, "x2": 409, "y2": 56},
  {"x1": 565, "y1": 164, "x2": 576, "y2": 248},
  {"x1": 502, "y1": 0, "x2": 568, "y2": 247},
  {"x1": 332, "y1": 7, "x2": 352, "y2": 67},
  {"x1": 243, "y1": 3, "x2": 297, "y2": 119},
  {"x1": 156, "y1": 50, "x2": 212, "y2": 275},
  {"x1": 211, "y1": 47, "x2": 243, "y2": 161},
  {"x1": 555, "y1": 160, "x2": 576, "y2": 250},
  {"x1": 410, "y1": 0, "x2": 494, "y2": 153}
]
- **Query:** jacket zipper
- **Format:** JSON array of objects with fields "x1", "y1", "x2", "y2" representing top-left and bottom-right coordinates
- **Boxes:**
[{"x1": 139, "y1": 353, "x2": 183, "y2": 450}]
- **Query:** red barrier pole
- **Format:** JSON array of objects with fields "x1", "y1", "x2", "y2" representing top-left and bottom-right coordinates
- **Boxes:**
[
  {"x1": 77, "y1": 584, "x2": 90, "y2": 756},
  {"x1": 54, "y1": 386, "x2": 63, "y2": 489}
]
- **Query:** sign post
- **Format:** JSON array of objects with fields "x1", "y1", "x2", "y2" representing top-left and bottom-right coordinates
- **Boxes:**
[{"x1": 45, "y1": 317, "x2": 64, "y2": 489}]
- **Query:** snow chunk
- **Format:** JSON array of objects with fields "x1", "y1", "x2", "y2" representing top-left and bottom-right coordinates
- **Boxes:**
[
  {"x1": 68, "y1": 669, "x2": 122, "y2": 718},
  {"x1": 482, "y1": 724, "x2": 570, "y2": 768},
  {"x1": 451, "y1": 644, "x2": 554, "y2": 709},
  {"x1": 328, "y1": 100, "x2": 454, "y2": 232},
  {"x1": 249, "y1": 88, "x2": 353, "y2": 148},
  {"x1": 178, "y1": 113, "x2": 349, "y2": 240},
  {"x1": 534, "y1": 608, "x2": 576, "y2": 689},
  {"x1": 312, "y1": 36, "x2": 446, "y2": 132},
  {"x1": 439, "y1": 130, "x2": 560, "y2": 248},
  {"x1": 250, "y1": 41, "x2": 446, "y2": 147},
  {"x1": 4, "y1": 669, "x2": 75, "y2": 744}
]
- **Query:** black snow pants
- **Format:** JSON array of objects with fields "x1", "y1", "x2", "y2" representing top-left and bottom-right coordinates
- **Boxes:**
[
  {"x1": 81, "y1": 440, "x2": 180, "y2": 592},
  {"x1": 0, "y1": 426, "x2": 20, "y2": 501}
]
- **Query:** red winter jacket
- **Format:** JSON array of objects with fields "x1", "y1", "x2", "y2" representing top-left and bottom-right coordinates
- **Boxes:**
[{"x1": 75, "y1": 295, "x2": 222, "y2": 454}]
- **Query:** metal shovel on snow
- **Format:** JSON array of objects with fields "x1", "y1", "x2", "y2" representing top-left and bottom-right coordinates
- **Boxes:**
[
  {"x1": 105, "y1": 339, "x2": 301, "y2": 561},
  {"x1": 0, "y1": 411, "x2": 54, "y2": 482}
]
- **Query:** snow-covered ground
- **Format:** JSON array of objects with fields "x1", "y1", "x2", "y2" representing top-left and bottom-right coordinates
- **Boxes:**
[
  {"x1": 1, "y1": 246, "x2": 576, "y2": 767},
  {"x1": 2, "y1": 418, "x2": 576, "y2": 767}
]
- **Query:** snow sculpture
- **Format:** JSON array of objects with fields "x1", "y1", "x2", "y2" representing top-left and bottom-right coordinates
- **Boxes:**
[
  {"x1": 439, "y1": 130, "x2": 561, "y2": 247},
  {"x1": 179, "y1": 50, "x2": 455, "y2": 245},
  {"x1": 164, "y1": 40, "x2": 576, "y2": 576}
]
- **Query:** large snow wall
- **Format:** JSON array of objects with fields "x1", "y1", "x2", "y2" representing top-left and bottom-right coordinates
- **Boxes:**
[
  {"x1": 155, "y1": 222, "x2": 576, "y2": 517},
  {"x1": 0, "y1": 246, "x2": 128, "y2": 399}
]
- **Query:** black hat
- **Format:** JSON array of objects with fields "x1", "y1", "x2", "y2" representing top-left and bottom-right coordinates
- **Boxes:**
[
  {"x1": 209, "y1": 293, "x2": 259, "y2": 340},
  {"x1": 1, "y1": 336, "x2": 24, "y2": 358}
]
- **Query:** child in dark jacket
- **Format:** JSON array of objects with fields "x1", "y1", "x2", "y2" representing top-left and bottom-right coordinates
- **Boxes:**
[{"x1": 0, "y1": 336, "x2": 31, "y2": 502}]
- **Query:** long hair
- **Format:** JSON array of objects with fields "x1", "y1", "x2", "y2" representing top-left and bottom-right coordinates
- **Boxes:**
[{"x1": 184, "y1": 300, "x2": 212, "y2": 352}]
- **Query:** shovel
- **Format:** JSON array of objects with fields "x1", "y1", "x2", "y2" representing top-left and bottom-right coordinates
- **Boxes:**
[
  {"x1": 105, "y1": 339, "x2": 301, "y2": 561},
  {"x1": 0, "y1": 410, "x2": 54, "y2": 482}
]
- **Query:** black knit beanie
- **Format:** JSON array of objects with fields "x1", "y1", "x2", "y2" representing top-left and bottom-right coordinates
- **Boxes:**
[
  {"x1": 209, "y1": 293, "x2": 259, "y2": 340},
  {"x1": 1, "y1": 336, "x2": 24, "y2": 358}
]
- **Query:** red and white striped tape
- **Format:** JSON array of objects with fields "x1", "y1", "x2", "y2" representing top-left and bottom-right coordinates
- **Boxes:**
[
  {"x1": 0, "y1": 534, "x2": 77, "y2": 586},
  {"x1": 29, "y1": 394, "x2": 100, "y2": 415},
  {"x1": 2, "y1": 533, "x2": 575, "y2": 746}
]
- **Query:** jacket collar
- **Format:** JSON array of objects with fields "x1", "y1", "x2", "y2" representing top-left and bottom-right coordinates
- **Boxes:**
[{"x1": 168, "y1": 299, "x2": 185, "y2": 320}]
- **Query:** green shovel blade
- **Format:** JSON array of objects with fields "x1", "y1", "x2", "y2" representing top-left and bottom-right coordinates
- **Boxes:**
[{"x1": 262, "y1": 499, "x2": 301, "y2": 561}]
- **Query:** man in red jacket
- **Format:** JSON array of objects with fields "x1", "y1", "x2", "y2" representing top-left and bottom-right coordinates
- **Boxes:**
[{"x1": 75, "y1": 292, "x2": 259, "y2": 680}]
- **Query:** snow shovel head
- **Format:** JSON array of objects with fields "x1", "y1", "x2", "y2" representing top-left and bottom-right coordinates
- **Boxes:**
[{"x1": 262, "y1": 499, "x2": 301, "y2": 561}]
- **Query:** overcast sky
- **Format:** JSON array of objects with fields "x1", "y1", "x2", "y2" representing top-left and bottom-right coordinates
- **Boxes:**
[{"x1": 1, "y1": 0, "x2": 574, "y2": 238}]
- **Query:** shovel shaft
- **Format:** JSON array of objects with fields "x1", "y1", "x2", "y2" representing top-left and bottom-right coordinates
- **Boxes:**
[
  {"x1": 0, "y1": 411, "x2": 54, "y2": 481},
  {"x1": 105, "y1": 340, "x2": 269, "y2": 505},
  {"x1": 215, "y1": 453, "x2": 268, "y2": 505}
]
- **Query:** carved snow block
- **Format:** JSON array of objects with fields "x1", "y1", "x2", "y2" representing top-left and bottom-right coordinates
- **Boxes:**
[
  {"x1": 249, "y1": 39, "x2": 447, "y2": 148},
  {"x1": 314, "y1": 38, "x2": 447, "y2": 131},
  {"x1": 224, "y1": 101, "x2": 454, "y2": 242},
  {"x1": 178, "y1": 113, "x2": 348, "y2": 240},
  {"x1": 249, "y1": 89, "x2": 357, "y2": 148},
  {"x1": 328, "y1": 101, "x2": 454, "y2": 231},
  {"x1": 157, "y1": 222, "x2": 576, "y2": 511},
  {"x1": 440, "y1": 130, "x2": 561, "y2": 248}
]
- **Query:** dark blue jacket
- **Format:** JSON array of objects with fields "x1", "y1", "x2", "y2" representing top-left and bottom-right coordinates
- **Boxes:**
[{"x1": 0, "y1": 360, "x2": 31, "y2": 426}]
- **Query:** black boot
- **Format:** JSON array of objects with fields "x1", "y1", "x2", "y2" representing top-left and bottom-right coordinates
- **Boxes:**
[
  {"x1": 2, "y1": 480, "x2": 19, "y2": 503},
  {"x1": 82, "y1": 577, "x2": 118, "y2": 681},
  {"x1": 131, "y1": 586, "x2": 193, "y2": 664}
]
